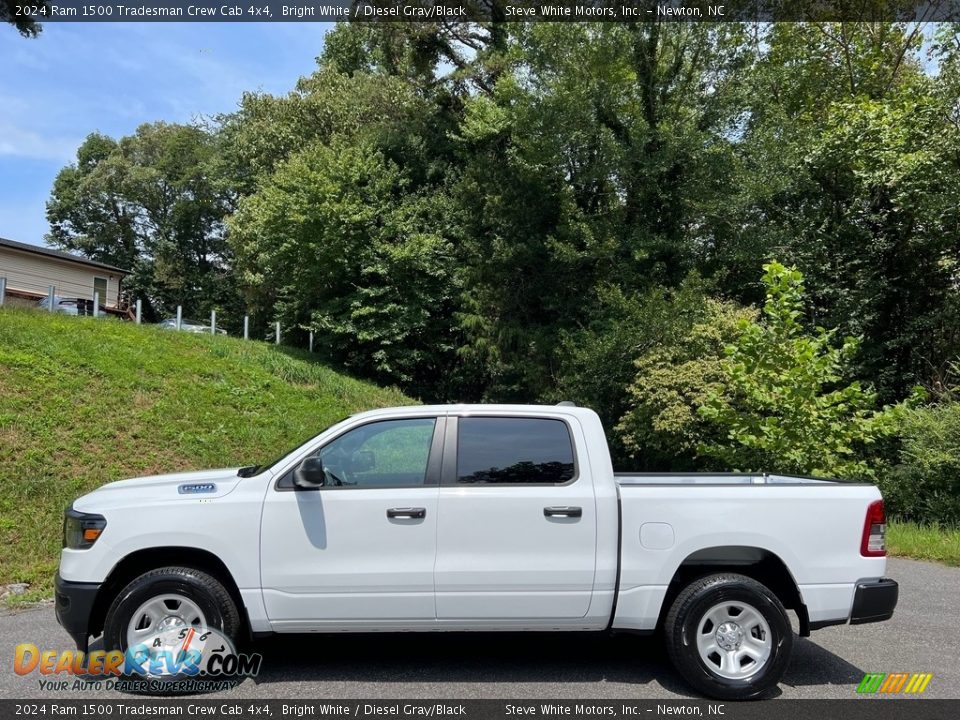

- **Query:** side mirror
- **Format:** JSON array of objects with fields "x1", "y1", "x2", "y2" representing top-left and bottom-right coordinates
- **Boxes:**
[
  {"x1": 351, "y1": 450, "x2": 375, "y2": 473},
  {"x1": 294, "y1": 456, "x2": 326, "y2": 488}
]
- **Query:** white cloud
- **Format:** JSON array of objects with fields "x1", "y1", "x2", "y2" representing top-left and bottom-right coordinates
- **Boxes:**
[{"x1": 0, "y1": 124, "x2": 80, "y2": 162}]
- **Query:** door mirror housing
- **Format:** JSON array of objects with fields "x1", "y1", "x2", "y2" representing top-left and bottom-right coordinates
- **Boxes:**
[{"x1": 294, "y1": 456, "x2": 326, "y2": 488}]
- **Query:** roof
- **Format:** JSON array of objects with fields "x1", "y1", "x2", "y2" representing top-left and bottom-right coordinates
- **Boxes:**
[
  {"x1": 350, "y1": 403, "x2": 600, "y2": 421},
  {"x1": 0, "y1": 236, "x2": 131, "y2": 275}
]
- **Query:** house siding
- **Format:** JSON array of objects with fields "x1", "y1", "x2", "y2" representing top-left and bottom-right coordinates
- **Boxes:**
[{"x1": 0, "y1": 246, "x2": 123, "y2": 308}]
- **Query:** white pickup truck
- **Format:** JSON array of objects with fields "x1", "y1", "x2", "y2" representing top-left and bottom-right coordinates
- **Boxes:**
[{"x1": 56, "y1": 404, "x2": 898, "y2": 699}]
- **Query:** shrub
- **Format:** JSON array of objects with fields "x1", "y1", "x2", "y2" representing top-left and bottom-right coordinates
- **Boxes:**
[
  {"x1": 550, "y1": 276, "x2": 717, "y2": 465},
  {"x1": 615, "y1": 298, "x2": 754, "y2": 470},
  {"x1": 697, "y1": 262, "x2": 897, "y2": 479},
  {"x1": 881, "y1": 401, "x2": 960, "y2": 526}
]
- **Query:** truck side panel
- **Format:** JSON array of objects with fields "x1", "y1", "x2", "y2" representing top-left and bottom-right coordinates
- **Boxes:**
[
  {"x1": 611, "y1": 484, "x2": 887, "y2": 630},
  {"x1": 61, "y1": 472, "x2": 273, "y2": 632}
]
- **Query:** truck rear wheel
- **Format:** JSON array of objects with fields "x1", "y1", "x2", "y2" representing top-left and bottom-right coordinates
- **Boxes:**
[
  {"x1": 103, "y1": 566, "x2": 241, "y2": 656},
  {"x1": 664, "y1": 573, "x2": 792, "y2": 700}
]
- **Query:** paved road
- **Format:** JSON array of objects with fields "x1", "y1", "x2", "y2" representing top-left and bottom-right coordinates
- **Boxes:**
[{"x1": 2, "y1": 558, "x2": 957, "y2": 700}]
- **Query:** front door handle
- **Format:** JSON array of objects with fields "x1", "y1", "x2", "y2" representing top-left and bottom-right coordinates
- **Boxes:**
[
  {"x1": 387, "y1": 507, "x2": 426, "y2": 519},
  {"x1": 544, "y1": 506, "x2": 582, "y2": 518}
]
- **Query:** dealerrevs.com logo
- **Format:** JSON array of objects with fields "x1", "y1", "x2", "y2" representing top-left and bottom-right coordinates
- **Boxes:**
[
  {"x1": 14, "y1": 626, "x2": 262, "y2": 694},
  {"x1": 856, "y1": 673, "x2": 933, "y2": 695}
]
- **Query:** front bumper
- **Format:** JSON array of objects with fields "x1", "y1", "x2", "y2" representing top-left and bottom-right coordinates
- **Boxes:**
[
  {"x1": 54, "y1": 573, "x2": 100, "y2": 652},
  {"x1": 850, "y1": 577, "x2": 899, "y2": 625}
]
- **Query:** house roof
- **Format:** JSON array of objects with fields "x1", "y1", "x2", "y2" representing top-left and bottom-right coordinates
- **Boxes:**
[{"x1": 0, "y1": 236, "x2": 131, "y2": 275}]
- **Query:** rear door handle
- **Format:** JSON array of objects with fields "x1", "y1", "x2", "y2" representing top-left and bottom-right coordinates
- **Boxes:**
[
  {"x1": 387, "y1": 507, "x2": 426, "y2": 519},
  {"x1": 544, "y1": 506, "x2": 582, "y2": 518}
]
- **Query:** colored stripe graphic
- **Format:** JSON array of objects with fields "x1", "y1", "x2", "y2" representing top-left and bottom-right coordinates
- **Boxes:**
[
  {"x1": 880, "y1": 672, "x2": 909, "y2": 693},
  {"x1": 857, "y1": 672, "x2": 932, "y2": 694},
  {"x1": 857, "y1": 673, "x2": 886, "y2": 693},
  {"x1": 904, "y1": 673, "x2": 933, "y2": 694}
]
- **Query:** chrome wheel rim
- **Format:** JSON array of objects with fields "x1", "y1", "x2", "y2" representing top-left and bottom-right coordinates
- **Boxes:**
[
  {"x1": 126, "y1": 593, "x2": 207, "y2": 650},
  {"x1": 695, "y1": 601, "x2": 772, "y2": 680}
]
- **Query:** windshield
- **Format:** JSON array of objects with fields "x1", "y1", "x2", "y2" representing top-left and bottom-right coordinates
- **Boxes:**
[{"x1": 237, "y1": 415, "x2": 351, "y2": 477}]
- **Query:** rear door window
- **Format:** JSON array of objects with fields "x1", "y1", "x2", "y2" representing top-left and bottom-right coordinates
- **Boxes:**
[{"x1": 455, "y1": 417, "x2": 575, "y2": 485}]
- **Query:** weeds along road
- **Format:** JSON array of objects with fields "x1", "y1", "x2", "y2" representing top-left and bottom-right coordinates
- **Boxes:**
[{"x1": 1, "y1": 558, "x2": 957, "y2": 700}]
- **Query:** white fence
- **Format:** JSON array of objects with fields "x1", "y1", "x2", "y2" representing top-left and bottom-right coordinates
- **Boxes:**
[{"x1": 0, "y1": 277, "x2": 312, "y2": 351}]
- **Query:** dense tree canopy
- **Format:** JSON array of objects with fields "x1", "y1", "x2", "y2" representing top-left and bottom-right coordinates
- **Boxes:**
[{"x1": 46, "y1": 21, "x2": 960, "y2": 487}]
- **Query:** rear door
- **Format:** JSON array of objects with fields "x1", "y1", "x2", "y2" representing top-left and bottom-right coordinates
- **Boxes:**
[{"x1": 434, "y1": 414, "x2": 597, "y2": 621}]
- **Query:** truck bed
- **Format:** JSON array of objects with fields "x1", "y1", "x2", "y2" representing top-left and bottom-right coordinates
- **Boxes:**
[
  {"x1": 615, "y1": 472, "x2": 841, "y2": 485},
  {"x1": 610, "y1": 472, "x2": 885, "y2": 633}
]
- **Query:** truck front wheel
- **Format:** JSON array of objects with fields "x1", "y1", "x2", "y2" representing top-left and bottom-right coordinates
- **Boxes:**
[
  {"x1": 664, "y1": 573, "x2": 793, "y2": 700},
  {"x1": 102, "y1": 566, "x2": 241, "y2": 656}
]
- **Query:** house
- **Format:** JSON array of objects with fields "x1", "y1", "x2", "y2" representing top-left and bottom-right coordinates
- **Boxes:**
[{"x1": 0, "y1": 236, "x2": 130, "y2": 313}]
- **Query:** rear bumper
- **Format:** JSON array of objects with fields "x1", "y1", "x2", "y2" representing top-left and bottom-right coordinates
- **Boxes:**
[
  {"x1": 850, "y1": 577, "x2": 899, "y2": 625},
  {"x1": 54, "y1": 573, "x2": 100, "y2": 652}
]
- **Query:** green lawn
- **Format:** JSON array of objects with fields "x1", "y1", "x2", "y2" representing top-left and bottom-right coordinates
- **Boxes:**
[
  {"x1": 0, "y1": 308, "x2": 413, "y2": 602},
  {"x1": 887, "y1": 520, "x2": 960, "y2": 567}
]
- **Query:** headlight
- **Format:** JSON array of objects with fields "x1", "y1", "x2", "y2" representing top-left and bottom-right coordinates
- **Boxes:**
[{"x1": 63, "y1": 507, "x2": 107, "y2": 549}]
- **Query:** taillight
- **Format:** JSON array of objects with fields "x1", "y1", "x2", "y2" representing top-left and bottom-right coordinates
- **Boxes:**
[{"x1": 861, "y1": 500, "x2": 886, "y2": 557}]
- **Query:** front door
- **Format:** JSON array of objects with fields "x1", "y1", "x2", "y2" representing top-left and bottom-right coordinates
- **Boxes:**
[
  {"x1": 260, "y1": 416, "x2": 443, "y2": 630},
  {"x1": 93, "y1": 277, "x2": 107, "y2": 307}
]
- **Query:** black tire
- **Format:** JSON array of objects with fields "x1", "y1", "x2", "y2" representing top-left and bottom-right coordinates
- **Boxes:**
[
  {"x1": 103, "y1": 566, "x2": 241, "y2": 656},
  {"x1": 664, "y1": 573, "x2": 793, "y2": 700}
]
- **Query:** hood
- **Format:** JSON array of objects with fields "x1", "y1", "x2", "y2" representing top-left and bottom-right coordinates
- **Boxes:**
[{"x1": 73, "y1": 467, "x2": 246, "y2": 513}]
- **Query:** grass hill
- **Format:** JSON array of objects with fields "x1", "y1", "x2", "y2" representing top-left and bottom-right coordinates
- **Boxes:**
[{"x1": 0, "y1": 308, "x2": 412, "y2": 602}]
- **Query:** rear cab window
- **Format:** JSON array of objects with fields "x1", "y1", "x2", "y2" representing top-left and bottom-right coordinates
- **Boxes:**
[{"x1": 455, "y1": 417, "x2": 576, "y2": 485}]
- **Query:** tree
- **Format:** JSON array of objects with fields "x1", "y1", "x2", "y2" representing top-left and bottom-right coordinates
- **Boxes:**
[
  {"x1": 698, "y1": 262, "x2": 897, "y2": 479},
  {"x1": 616, "y1": 296, "x2": 754, "y2": 471},
  {"x1": 552, "y1": 276, "x2": 726, "y2": 463},
  {"x1": 221, "y1": 51, "x2": 467, "y2": 396},
  {"x1": 214, "y1": 66, "x2": 438, "y2": 198},
  {"x1": 320, "y1": 20, "x2": 507, "y2": 97},
  {"x1": 2, "y1": 1, "x2": 44, "y2": 36},
  {"x1": 713, "y1": 23, "x2": 960, "y2": 401},
  {"x1": 451, "y1": 23, "x2": 747, "y2": 401},
  {"x1": 157, "y1": 19, "x2": 960, "y2": 433},
  {"x1": 46, "y1": 123, "x2": 238, "y2": 323},
  {"x1": 228, "y1": 138, "x2": 462, "y2": 398}
]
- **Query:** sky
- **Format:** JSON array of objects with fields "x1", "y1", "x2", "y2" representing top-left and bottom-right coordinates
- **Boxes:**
[{"x1": 0, "y1": 21, "x2": 333, "y2": 247}]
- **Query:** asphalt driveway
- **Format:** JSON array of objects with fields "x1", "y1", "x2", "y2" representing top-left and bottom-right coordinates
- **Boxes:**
[{"x1": 1, "y1": 558, "x2": 957, "y2": 699}]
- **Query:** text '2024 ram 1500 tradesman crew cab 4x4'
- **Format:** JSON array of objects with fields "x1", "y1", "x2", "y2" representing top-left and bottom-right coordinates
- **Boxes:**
[{"x1": 56, "y1": 404, "x2": 898, "y2": 699}]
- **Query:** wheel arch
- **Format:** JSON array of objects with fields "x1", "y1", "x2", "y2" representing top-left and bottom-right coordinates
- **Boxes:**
[
  {"x1": 89, "y1": 546, "x2": 248, "y2": 642},
  {"x1": 657, "y1": 545, "x2": 809, "y2": 636}
]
